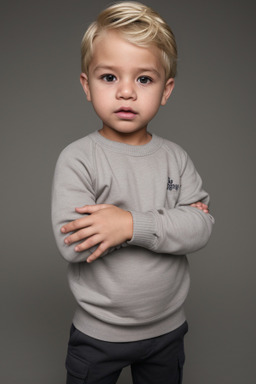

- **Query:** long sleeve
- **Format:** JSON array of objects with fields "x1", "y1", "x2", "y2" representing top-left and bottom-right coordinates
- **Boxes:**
[
  {"x1": 51, "y1": 141, "x2": 98, "y2": 263},
  {"x1": 51, "y1": 137, "x2": 131, "y2": 263},
  {"x1": 128, "y1": 150, "x2": 214, "y2": 255}
]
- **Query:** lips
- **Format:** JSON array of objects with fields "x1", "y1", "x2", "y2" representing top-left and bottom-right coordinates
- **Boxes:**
[{"x1": 115, "y1": 107, "x2": 137, "y2": 120}]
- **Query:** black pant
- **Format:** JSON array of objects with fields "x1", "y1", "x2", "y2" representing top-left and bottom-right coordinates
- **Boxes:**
[{"x1": 66, "y1": 322, "x2": 188, "y2": 384}]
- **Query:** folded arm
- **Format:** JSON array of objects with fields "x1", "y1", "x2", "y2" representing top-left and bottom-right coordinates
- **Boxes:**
[
  {"x1": 128, "y1": 205, "x2": 214, "y2": 255},
  {"x1": 52, "y1": 145, "x2": 213, "y2": 263},
  {"x1": 61, "y1": 204, "x2": 133, "y2": 263},
  {"x1": 128, "y1": 152, "x2": 214, "y2": 254}
]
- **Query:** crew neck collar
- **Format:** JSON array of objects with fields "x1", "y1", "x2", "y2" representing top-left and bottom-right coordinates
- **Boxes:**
[{"x1": 90, "y1": 131, "x2": 163, "y2": 157}]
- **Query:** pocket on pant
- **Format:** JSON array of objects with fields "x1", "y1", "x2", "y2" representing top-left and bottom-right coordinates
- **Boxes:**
[
  {"x1": 68, "y1": 324, "x2": 85, "y2": 346},
  {"x1": 66, "y1": 352, "x2": 89, "y2": 383}
]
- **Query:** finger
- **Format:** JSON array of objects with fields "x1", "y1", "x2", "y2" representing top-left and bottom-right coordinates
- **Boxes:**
[
  {"x1": 201, "y1": 204, "x2": 209, "y2": 213},
  {"x1": 191, "y1": 203, "x2": 202, "y2": 209},
  {"x1": 75, "y1": 204, "x2": 110, "y2": 214},
  {"x1": 191, "y1": 202, "x2": 208, "y2": 209},
  {"x1": 87, "y1": 242, "x2": 109, "y2": 263},
  {"x1": 61, "y1": 216, "x2": 92, "y2": 234},
  {"x1": 64, "y1": 227, "x2": 95, "y2": 245},
  {"x1": 74, "y1": 234, "x2": 102, "y2": 252}
]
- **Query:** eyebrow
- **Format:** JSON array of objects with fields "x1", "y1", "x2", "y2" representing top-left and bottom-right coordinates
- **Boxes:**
[{"x1": 93, "y1": 65, "x2": 161, "y2": 78}]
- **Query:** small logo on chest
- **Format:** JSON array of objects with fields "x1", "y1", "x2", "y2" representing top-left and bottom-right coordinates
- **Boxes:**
[{"x1": 167, "y1": 177, "x2": 180, "y2": 191}]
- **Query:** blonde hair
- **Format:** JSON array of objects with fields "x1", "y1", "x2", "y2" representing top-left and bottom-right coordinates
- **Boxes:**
[{"x1": 81, "y1": 1, "x2": 177, "y2": 79}]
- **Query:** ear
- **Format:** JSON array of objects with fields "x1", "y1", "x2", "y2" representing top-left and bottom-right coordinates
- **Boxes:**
[
  {"x1": 161, "y1": 78, "x2": 175, "y2": 106},
  {"x1": 80, "y1": 73, "x2": 91, "y2": 101}
]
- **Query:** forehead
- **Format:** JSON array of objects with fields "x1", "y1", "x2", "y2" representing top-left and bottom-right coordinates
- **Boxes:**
[{"x1": 89, "y1": 30, "x2": 165, "y2": 73}]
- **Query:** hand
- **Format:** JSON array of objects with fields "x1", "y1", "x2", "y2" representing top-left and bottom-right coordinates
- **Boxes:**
[
  {"x1": 190, "y1": 201, "x2": 209, "y2": 213},
  {"x1": 61, "y1": 204, "x2": 133, "y2": 263}
]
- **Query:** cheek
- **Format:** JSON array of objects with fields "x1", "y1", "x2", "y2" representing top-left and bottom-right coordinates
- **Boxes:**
[
  {"x1": 90, "y1": 94, "x2": 111, "y2": 117},
  {"x1": 145, "y1": 95, "x2": 163, "y2": 116},
  {"x1": 91, "y1": 86, "x2": 113, "y2": 104}
]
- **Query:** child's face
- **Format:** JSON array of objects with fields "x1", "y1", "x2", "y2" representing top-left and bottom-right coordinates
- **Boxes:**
[{"x1": 80, "y1": 30, "x2": 174, "y2": 144}]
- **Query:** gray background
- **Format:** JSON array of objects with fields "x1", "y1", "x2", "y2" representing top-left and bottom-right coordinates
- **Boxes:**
[{"x1": 1, "y1": 0, "x2": 255, "y2": 383}]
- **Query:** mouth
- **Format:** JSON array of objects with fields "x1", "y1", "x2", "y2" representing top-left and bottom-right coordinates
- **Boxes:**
[{"x1": 115, "y1": 107, "x2": 138, "y2": 120}]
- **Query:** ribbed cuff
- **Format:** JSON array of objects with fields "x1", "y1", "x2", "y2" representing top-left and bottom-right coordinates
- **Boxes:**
[{"x1": 127, "y1": 210, "x2": 157, "y2": 250}]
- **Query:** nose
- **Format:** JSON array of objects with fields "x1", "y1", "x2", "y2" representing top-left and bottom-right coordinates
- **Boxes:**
[{"x1": 116, "y1": 79, "x2": 136, "y2": 100}]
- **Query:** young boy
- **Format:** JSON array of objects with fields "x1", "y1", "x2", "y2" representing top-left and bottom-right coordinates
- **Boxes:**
[{"x1": 51, "y1": 2, "x2": 214, "y2": 383}]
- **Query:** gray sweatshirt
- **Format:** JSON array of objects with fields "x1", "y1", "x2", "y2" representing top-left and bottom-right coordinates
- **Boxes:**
[{"x1": 51, "y1": 131, "x2": 214, "y2": 342}]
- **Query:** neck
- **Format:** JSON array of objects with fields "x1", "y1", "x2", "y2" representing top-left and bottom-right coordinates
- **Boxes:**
[{"x1": 99, "y1": 128, "x2": 152, "y2": 146}]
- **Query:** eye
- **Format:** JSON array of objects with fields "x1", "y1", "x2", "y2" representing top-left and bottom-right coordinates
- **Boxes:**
[
  {"x1": 101, "y1": 74, "x2": 117, "y2": 82},
  {"x1": 137, "y1": 76, "x2": 152, "y2": 84}
]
